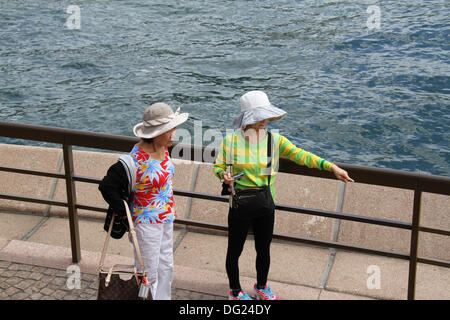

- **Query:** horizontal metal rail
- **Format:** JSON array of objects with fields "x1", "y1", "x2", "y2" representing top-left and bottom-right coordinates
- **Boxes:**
[
  {"x1": 1, "y1": 121, "x2": 449, "y2": 195},
  {"x1": 1, "y1": 187, "x2": 448, "y2": 239},
  {"x1": 1, "y1": 121, "x2": 449, "y2": 300},
  {"x1": 3, "y1": 189, "x2": 447, "y2": 238},
  {"x1": 0, "y1": 166, "x2": 66, "y2": 179},
  {"x1": 0, "y1": 166, "x2": 446, "y2": 236},
  {"x1": 0, "y1": 192, "x2": 68, "y2": 208},
  {"x1": 1, "y1": 190, "x2": 448, "y2": 270}
]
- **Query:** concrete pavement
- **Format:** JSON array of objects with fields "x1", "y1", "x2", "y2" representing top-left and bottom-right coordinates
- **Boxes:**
[
  {"x1": 0, "y1": 216, "x2": 373, "y2": 301},
  {"x1": 0, "y1": 259, "x2": 224, "y2": 300}
]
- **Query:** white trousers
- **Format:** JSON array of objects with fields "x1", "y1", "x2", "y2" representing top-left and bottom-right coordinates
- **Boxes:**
[{"x1": 133, "y1": 222, "x2": 174, "y2": 300}]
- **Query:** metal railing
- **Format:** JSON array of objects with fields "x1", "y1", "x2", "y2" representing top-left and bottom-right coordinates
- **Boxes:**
[{"x1": 0, "y1": 121, "x2": 449, "y2": 300}]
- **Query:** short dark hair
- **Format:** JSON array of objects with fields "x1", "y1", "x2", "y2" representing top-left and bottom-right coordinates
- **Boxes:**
[{"x1": 141, "y1": 138, "x2": 153, "y2": 144}]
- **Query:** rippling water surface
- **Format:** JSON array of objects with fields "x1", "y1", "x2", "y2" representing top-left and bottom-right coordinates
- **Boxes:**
[{"x1": 0, "y1": 0, "x2": 449, "y2": 176}]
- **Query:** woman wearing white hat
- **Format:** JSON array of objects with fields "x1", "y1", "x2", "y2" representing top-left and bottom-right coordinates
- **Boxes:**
[
  {"x1": 99, "y1": 102, "x2": 188, "y2": 300},
  {"x1": 214, "y1": 90, "x2": 353, "y2": 300}
]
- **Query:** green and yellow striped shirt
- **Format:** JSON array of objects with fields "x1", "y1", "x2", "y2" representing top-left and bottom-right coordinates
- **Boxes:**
[{"x1": 213, "y1": 130, "x2": 334, "y2": 200}]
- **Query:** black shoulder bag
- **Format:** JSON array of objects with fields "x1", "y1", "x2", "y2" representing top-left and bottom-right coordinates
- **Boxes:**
[{"x1": 231, "y1": 131, "x2": 275, "y2": 218}]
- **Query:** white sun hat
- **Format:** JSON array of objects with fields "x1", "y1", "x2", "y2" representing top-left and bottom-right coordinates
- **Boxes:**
[
  {"x1": 232, "y1": 90, "x2": 287, "y2": 129},
  {"x1": 133, "y1": 102, "x2": 189, "y2": 139}
]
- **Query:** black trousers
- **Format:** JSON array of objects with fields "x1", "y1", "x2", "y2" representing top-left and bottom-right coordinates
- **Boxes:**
[{"x1": 225, "y1": 207, "x2": 275, "y2": 290}]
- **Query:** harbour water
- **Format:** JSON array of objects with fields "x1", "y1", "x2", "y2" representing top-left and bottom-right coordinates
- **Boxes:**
[{"x1": 0, "y1": 0, "x2": 449, "y2": 176}]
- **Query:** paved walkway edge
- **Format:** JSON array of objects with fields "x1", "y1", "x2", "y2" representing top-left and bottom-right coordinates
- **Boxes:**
[{"x1": 0, "y1": 238, "x2": 372, "y2": 300}]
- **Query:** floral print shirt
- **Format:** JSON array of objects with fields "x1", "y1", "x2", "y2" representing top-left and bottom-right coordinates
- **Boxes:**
[{"x1": 129, "y1": 145, "x2": 175, "y2": 224}]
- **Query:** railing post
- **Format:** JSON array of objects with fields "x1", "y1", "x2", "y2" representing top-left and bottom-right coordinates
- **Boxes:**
[
  {"x1": 407, "y1": 178, "x2": 422, "y2": 300},
  {"x1": 63, "y1": 143, "x2": 81, "y2": 263}
]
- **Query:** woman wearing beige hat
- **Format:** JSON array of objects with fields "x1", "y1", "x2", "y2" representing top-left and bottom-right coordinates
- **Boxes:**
[
  {"x1": 99, "y1": 102, "x2": 188, "y2": 300},
  {"x1": 214, "y1": 90, "x2": 353, "y2": 300}
]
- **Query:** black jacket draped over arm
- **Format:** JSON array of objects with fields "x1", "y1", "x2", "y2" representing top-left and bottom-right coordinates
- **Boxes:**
[{"x1": 98, "y1": 161, "x2": 131, "y2": 239}]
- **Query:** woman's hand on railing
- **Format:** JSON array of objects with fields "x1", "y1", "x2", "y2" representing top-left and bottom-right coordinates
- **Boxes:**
[{"x1": 331, "y1": 164, "x2": 355, "y2": 183}]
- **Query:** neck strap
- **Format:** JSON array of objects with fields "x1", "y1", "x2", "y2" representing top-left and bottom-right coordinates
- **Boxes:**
[{"x1": 267, "y1": 131, "x2": 272, "y2": 187}]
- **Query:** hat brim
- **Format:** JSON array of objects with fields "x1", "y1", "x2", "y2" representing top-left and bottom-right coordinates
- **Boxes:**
[
  {"x1": 233, "y1": 105, "x2": 287, "y2": 129},
  {"x1": 133, "y1": 113, "x2": 189, "y2": 139}
]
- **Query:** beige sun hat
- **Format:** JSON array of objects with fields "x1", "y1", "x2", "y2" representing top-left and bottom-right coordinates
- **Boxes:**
[
  {"x1": 233, "y1": 90, "x2": 287, "y2": 129},
  {"x1": 133, "y1": 102, "x2": 189, "y2": 139}
]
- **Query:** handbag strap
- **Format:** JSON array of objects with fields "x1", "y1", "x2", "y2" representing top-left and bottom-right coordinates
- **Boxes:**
[
  {"x1": 98, "y1": 212, "x2": 114, "y2": 272},
  {"x1": 123, "y1": 200, "x2": 147, "y2": 274},
  {"x1": 98, "y1": 200, "x2": 146, "y2": 276},
  {"x1": 267, "y1": 131, "x2": 272, "y2": 187}
]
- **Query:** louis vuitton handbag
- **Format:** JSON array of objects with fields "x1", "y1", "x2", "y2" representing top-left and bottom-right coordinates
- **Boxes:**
[{"x1": 97, "y1": 200, "x2": 152, "y2": 300}]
